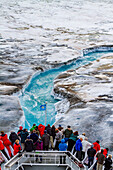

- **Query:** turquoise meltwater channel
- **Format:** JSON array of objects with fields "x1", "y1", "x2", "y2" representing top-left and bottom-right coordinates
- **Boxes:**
[{"x1": 19, "y1": 51, "x2": 113, "y2": 129}]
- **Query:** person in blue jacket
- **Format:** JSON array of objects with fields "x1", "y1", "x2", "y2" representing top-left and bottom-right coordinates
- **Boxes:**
[
  {"x1": 59, "y1": 139, "x2": 67, "y2": 164},
  {"x1": 75, "y1": 138, "x2": 83, "y2": 161}
]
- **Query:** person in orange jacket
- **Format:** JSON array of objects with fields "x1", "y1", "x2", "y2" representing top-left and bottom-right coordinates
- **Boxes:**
[
  {"x1": 38, "y1": 124, "x2": 45, "y2": 137},
  {"x1": 0, "y1": 140, "x2": 9, "y2": 160},
  {"x1": 13, "y1": 139, "x2": 21, "y2": 156},
  {"x1": 93, "y1": 140, "x2": 100, "y2": 153},
  {"x1": 0, "y1": 131, "x2": 12, "y2": 158}
]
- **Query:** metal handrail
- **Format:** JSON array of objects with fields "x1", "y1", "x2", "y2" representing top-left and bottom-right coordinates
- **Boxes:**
[{"x1": 4, "y1": 151, "x2": 85, "y2": 170}]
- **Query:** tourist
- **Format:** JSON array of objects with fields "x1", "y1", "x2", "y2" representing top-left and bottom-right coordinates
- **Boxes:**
[
  {"x1": 18, "y1": 129, "x2": 29, "y2": 150},
  {"x1": 0, "y1": 131, "x2": 12, "y2": 158},
  {"x1": 45, "y1": 124, "x2": 54, "y2": 149},
  {"x1": 75, "y1": 138, "x2": 83, "y2": 161},
  {"x1": 24, "y1": 137, "x2": 34, "y2": 152},
  {"x1": 104, "y1": 154, "x2": 112, "y2": 170},
  {"x1": 0, "y1": 139, "x2": 9, "y2": 160},
  {"x1": 34, "y1": 138, "x2": 43, "y2": 151},
  {"x1": 38, "y1": 124, "x2": 45, "y2": 137},
  {"x1": 67, "y1": 131, "x2": 78, "y2": 152},
  {"x1": 30, "y1": 124, "x2": 36, "y2": 133},
  {"x1": 30, "y1": 130, "x2": 38, "y2": 143},
  {"x1": 59, "y1": 139, "x2": 67, "y2": 164},
  {"x1": 55, "y1": 129, "x2": 63, "y2": 150},
  {"x1": 82, "y1": 137, "x2": 91, "y2": 160},
  {"x1": 51, "y1": 125, "x2": 56, "y2": 142},
  {"x1": 63, "y1": 125, "x2": 73, "y2": 143},
  {"x1": 42, "y1": 130, "x2": 50, "y2": 151},
  {"x1": 34, "y1": 138, "x2": 43, "y2": 162},
  {"x1": 93, "y1": 140, "x2": 100, "y2": 153},
  {"x1": 96, "y1": 149, "x2": 105, "y2": 170},
  {"x1": 58, "y1": 125, "x2": 63, "y2": 131},
  {"x1": 35, "y1": 126, "x2": 40, "y2": 136},
  {"x1": 13, "y1": 139, "x2": 21, "y2": 156},
  {"x1": 9, "y1": 131, "x2": 19, "y2": 146},
  {"x1": 17, "y1": 126, "x2": 23, "y2": 135},
  {"x1": 103, "y1": 148, "x2": 109, "y2": 158},
  {"x1": 87, "y1": 145, "x2": 96, "y2": 168},
  {"x1": 79, "y1": 133, "x2": 86, "y2": 141}
]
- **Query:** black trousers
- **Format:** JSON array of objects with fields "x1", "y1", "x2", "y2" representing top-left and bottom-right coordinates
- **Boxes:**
[
  {"x1": 1, "y1": 149, "x2": 10, "y2": 160},
  {"x1": 76, "y1": 151, "x2": 82, "y2": 161},
  {"x1": 67, "y1": 139, "x2": 75, "y2": 152},
  {"x1": 55, "y1": 141, "x2": 60, "y2": 150},
  {"x1": 60, "y1": 156, "x2": 66, "y2": 164},
  {"x1": 43, "y1": 145, "x2": 49, "y2": 151}
]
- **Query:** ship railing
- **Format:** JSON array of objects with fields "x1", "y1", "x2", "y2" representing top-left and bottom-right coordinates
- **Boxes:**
[{"x1": 4, "y1": 151, "x2": 85, "y2": 170}]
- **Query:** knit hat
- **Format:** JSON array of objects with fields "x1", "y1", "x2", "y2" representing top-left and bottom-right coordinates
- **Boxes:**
[{"x1": 44, "y1": 130, "x2": 47, "y2": 133}]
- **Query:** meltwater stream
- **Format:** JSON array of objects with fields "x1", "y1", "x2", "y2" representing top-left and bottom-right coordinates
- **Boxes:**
[{"x1": 19, "y1": 51, "x2": 113, "y2": 129}]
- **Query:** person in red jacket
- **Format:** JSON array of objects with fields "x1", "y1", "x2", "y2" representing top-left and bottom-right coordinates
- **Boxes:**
[
  {"x1": 13, "y1": 139, "x2": 21, "y2": 156},
  {"x1": 0, "y1": 140, "x2": 9, "y2": 160},
  {"x1": 103, "y1": 148, "x2": 108, "y2": 158},
  {"x1": 0, "y1": 131, "x2": 12, "y2": 158},
  {"x1": 38, "y1": 124, "x2": 45, "y2": 137},
  {"x1": 93, "y1": 140, "x2": 100, "y2": 153}
]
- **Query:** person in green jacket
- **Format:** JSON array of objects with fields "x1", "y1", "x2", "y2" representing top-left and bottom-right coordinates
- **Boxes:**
[
  {"x1": 30, "y1": 124, "x2": 36, "y2": 133},
  {"x1": 67, "y1": 131, "x2": 79, "y2": 152},
  {"x1": 63, "y1": 125, "x2": 73, "y2": 142}
]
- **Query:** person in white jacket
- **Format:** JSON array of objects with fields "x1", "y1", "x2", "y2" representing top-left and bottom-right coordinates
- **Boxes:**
[{"x1": 82, "y1": 137, "x2": 91, "y2": 160}]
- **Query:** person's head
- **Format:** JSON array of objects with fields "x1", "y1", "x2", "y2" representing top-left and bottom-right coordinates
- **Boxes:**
[
  {"x1": 101, "y1": 149, "x2": 104, "y2": 154},
  {"x1": 33, "y1": 130, "x2": 36, "y2": 133},
  {"x1": 44, "y1": 130, "x2": 47, "y2": 134},
  {"x1": 67, "y1": 125, "x2": 71, "y2": 128},
  {"x1": 1, "y1": 131, "x2": 4, "y2": 135},
  {"x1": 15, "y1": 139, "x2": 19, "y2": 145},
  {"x1": 23, "y1": 129, "x2": 26, "y2": 132},
  {"x1": 105, "y1": 148, "x2": 109, "y2": 152},
  {"x1": 48, "y1": 124, "x2": 50, "y2": 127},
  {"x1": 82, "y1": 133, "x2": 85, "y2": 136},
  {"x1": 91, "y1": 144, "x2": 94, "y2": 148},
  {"x1": 19, "y1": 126, "x2": 23, "y2": 130},
  {"x1": 52, "y1": 125, "x2": 55, "y2": 128},
  {"x1": 33, "y1": 124, "x2": 36, "y2": 127},
  {"x1": 108, "y1": 155, "x2": 112, "y2": 159},
  {"x1": 39, "y1": 138, "x2": 41, "y2": 141},
  {"x1": 73, "y1": 131, "x2": 78, "y2": 136},
  {"x1": 61, "y1": 139, "x2": 65, "y2": 143},
  {"x1": 55, "y1": 129, "x2": 59, "y2": 133},
  {"x1": 85, "y1": 137, "x2": 88, "y2": 141},
  {"x1": 96, "y1": 140, "x2": 100, "y2": 144},
  {"x1": 80, "y1": 138, "x2": 83, "y2": 142}
]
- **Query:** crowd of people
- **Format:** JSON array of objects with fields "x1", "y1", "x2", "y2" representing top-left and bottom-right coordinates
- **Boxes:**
[{"x1": 0, "y1": 123, "x2": 112, "y2": 170}]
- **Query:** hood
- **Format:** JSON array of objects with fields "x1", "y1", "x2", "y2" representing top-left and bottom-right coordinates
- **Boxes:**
[
  {"x1": 61, "y1": 139, "x2": 65, "y2": 143},
  {"x1": 19, "y1": 126, "x2": 23, "y2": 130}
]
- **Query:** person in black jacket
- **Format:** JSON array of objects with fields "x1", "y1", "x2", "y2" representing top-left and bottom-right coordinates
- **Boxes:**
[
  {"x1": 24, "y1": 138, "x2": 34, "y2": 152},
  {"x1": 87, "y1": 145, "x2": 96, "y2": 168},
  {"x1": 42, "y1": 130, "x2": 50, "y2": 150},
  {"x1": 45, "y1": 124, "x2": 54, "y2": 149},
  {"x1": 51, "y1": 125, "x2": 56, "y2": 142},
  {"x1": 30, "y1": 130, "x2": 38, "y2": 143},
  {"x1": 9, "y1": 131, "x2": 19, "y2": 146},
  {"x1": 104, "y1": 155, "x2": 112, "y2": 170}
]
